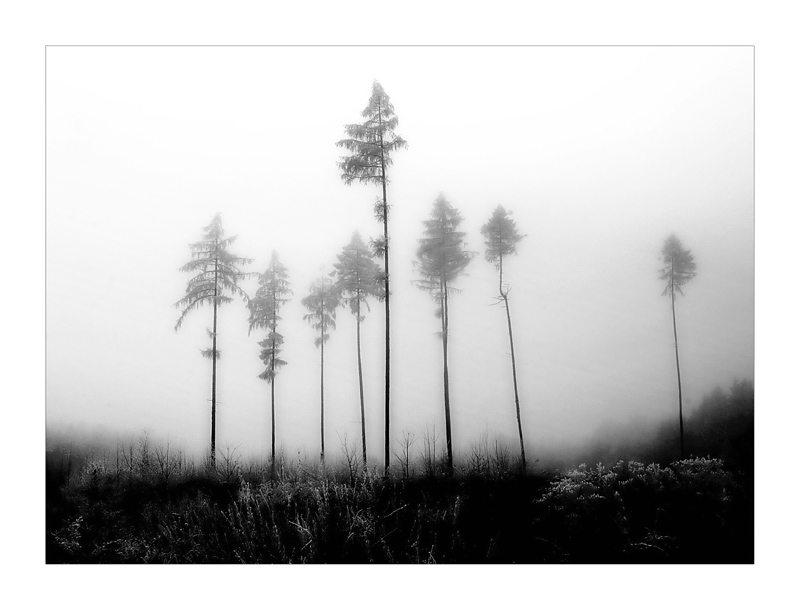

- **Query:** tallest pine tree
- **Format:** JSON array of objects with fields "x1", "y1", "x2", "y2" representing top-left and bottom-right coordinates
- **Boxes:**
[{"x1": 337, "y1": 81, "x2": 407, "y2": 475}]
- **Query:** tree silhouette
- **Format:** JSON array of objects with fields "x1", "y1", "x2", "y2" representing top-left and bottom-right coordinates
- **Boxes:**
[
  {"x1": 248, "y1": 251, "x2": 291, "y2": 468},
  {"x1": 659, "y1": 233, "x2": 697, "y2": 459},
  {"x1": 302, "y1": 275, "x2": 340, "y2": 465},
  {"x1": 415, "y1": 194, "x2": 473, "y2": 473},
  {"x1": 337, "y1": 80, "x2": 407, "y2": 475},
  {"x1": 333, "y1": 231, "x2": 383, "y2": 466},
  {"x1": 174, "y1": 213, "x2": 252, "y2": 466},
  {"x1": 481, "y1": 205, "x2": 527, "y2": 469}
]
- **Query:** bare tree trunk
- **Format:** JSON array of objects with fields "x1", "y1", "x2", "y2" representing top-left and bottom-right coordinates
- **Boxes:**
[
  {"x1": 499, "y1": 253, "x2": 526, "y2": 470},
  {"x1": 503, "y1": 293, "x2": 526, "y2": 470},
  {"x1": 441, "y1": 277, "x2": 453, "y2": 474},
  {"x1": 356, "y1": 299, "x2": 367, "y2": 466},
  {"x1": 271, "y1": 290, "x2": 277, "y2": 474},
  {"x1": 270, "y1": 336, "x2": 276, "y2": 470},
  {"x1": 320, "y1": 330, "x2": 325, "y2": 465},
  {"x1": 671, "y1": 284, "x2": 685, "y2": 460},
  {"x1": 210, "y1": 254, "x2": 218, "y2": 468},
  {"x1": 270, "y1": 274, "x2": 279, "y2": 477}
]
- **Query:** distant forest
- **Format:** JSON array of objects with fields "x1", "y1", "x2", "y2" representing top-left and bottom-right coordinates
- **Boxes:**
[{"x1": 575, "y1": 378, "x2": 754, "y2": 474}]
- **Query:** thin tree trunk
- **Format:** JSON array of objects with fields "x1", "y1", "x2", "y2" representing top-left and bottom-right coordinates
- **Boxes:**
[
  {"x1": 503, "y1": 293, "x2": 526, "y2": 470},
  {"x1": 382, "y1": 209, "x2": 390, "y2": 476},
  {"x1": 356, "y1": 299, "x2": 367, "y2": 466},
  {"x1": 499, "y1": 252, "x2": 526, "y2": 470},
  {"x1": 671, "y1": 282, "x2": 685, "y2": 460},
  {"x1": 271, "y1": 288, "x2": 277, "y2": 471},
  {"x1": 320, "y1": 331, "x2": 325, "y2": 465},
  {"x1": 270, "y1": 336, "x2": 276, "y2": 468},
  {"x1": 441, "y1": 277, "x2": 453, "y2": 474},
  {"x1": 378, "y1": 171, "x2": 391, "y2": 473},
  {"x1": 210, "y1": 254, "x2": 218, "y2": 468}
]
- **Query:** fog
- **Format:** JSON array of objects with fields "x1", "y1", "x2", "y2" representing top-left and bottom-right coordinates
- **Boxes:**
[{"x1": 46, "y1": 47, "x2": 753, "y2": 466}]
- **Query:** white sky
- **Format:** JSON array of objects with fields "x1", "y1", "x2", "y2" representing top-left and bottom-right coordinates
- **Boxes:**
[{"x1": 46, "y1": 46, "x2": 753, "y2": 463}]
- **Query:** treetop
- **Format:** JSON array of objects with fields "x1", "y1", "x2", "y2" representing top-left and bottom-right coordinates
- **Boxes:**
[
  {"x1": 333, "y1": 231, "x2": 383, "y2": 316},
  {"x1": 174, "y1": 213, "x2": 253, "y2": 331},
  {"x1": 415, "y1": 193, "x2": 473, "y2": 294},
  {"x1": 336, "y1": 81, "x2": 407, "y2": 187},
  {"x1": 659, "y1": 233, "x2": 697, "y2": 296},
  {"x1": 302, "y1": 275, "x2": 340, "y2": 347},
  {"x1": 481, "y1": 204, "x2": 525, "y2": 264}
]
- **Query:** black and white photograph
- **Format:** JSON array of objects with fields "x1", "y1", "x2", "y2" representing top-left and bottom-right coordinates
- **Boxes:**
[{"x1": 45, "y1": 45, "x2": 754, "y2": 565}]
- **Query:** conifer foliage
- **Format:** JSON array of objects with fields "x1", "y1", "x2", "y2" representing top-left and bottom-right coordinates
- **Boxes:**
[
  {"x1": 334, "y1": 231, "x2": 383, "y2": 465},
  {"x1": 415, "y1": 194, "x2": 473, "y2": 473},
  {"x1": 481, "y1": 205, "x2": 527, "y2": 469},
  {"x1": 337, "y1": 81, "x2": 406, "y2": 475},
  {"x1": 248, "y1": 251, "x2": 292, "y2": 466},
  {"x1": 659, "y1": 233, "x2": 697, "y2": 459},
  {"x1": 174, "y1": 213, "x2": 253, "y2": 466},
  {"x1": 302, "y1": 275, "x2": 341, "y2": 464}
]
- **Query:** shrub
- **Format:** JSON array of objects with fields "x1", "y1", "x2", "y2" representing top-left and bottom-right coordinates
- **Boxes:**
[{"x1": 46, "y1": 439, "x2": 751, "y2": 563}]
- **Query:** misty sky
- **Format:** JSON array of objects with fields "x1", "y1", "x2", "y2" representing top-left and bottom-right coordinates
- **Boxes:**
[{"x1": 45, "y1": 46, "x2": 753, "y2": 463}]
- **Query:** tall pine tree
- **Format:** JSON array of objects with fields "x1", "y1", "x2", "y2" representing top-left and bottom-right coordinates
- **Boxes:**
[
  {"x1": 174, "y1": 213, "x2": 252, "y2": 466},
  {"x1": 248, "y1": 251, "x2": 291, "y2": 467},
  {"x1": 659, "y1": 233, "x2": 697, "y2": 460},
  {"x1": 481, "y1": 205, "x2": 527, "y2": 469},
  {"x1": 337, "y1": 81, "x2": 406, "y2": 475},
  {"x1": 415, "y1": 194, "x2": 473, "y2": 473},
  {"x1": 333, "y1": 231, "x2": 383, "y2": 465},
  {"x1": 302, "y1": 275, "x2": 340, "y2": 465}
]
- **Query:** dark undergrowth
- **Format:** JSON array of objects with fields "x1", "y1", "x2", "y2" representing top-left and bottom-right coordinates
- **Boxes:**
[{"x1": 46, "y1": 442, "x2": 753, "y2": 564}]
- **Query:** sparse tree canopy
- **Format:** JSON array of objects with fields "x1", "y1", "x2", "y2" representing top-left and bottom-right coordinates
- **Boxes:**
[
  {"x1": 415, "y1": 194, "x2": 473, "y2": 310},
  {"x1": 334, "y1": 231, "x2": 384, "y2": 317},
  {"x1": 174, "y1": 213, "x2": 252, "y2": 465},
  {"x1": 482, "y1": 205, "x2": 524, "y2": 269},
  {"x1": 302, "y1": 276, "x2": 340, "y2": 348},
  {"x1": 336, "y1": 81, "x2": 407, "y2": 187},
  {"x1": 660, "y1": 233, "x2": 697, "y2": 297},
  {"x1": 174, "y1": 214, "x2": 252, "y2": 333},
  {"x1": 248, "y1": 251, "x2": 291, "y2": 383}
]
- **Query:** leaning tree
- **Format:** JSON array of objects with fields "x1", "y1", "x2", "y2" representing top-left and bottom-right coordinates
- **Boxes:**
[
  {"x1": 659, "y1": 233, "x2": 697, "y2": 460},
  {"x1": 481, "y1": 205, "x2": 527, "y2": 470},
  {"x1": 301, "y1": 275, "x2": 340, "y2": 465},
  {"x1": 248, "y1": 250, "x2": 291, "y2": 467},
  {"x1": 174, "y1": 213, "x2": 252, "y2": 466},
  {"x1": 415, "y1": 194, "x2": 473, "y2": 474},
  {"x1": 336, "y1": 80, "x2": 407, "y2": 475},
  {"x1": 333, "y1": 231, "x2": 384, "y2": 466}
]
